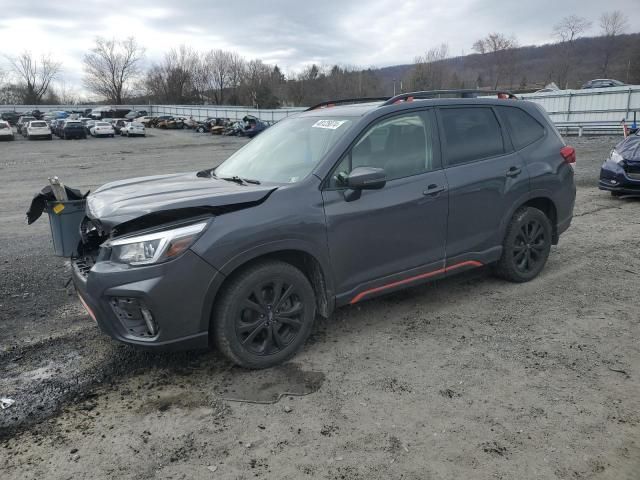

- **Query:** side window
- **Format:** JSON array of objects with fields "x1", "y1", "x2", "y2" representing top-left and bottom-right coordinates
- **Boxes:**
[
  {"x1": 496, "y1": 106, "x2": 545, "y2": 150},
  {"x1": 439, "y1": 107, "x2": 504, "y2": 166},
  {"x1": 330, "y1": 111, "x2": 437, "y2": 187}
]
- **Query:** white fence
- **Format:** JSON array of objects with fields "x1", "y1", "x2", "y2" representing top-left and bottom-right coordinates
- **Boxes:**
[
  {"x1": 148, "y1": 105, "x2": 306, "y2": 122},
  {"x1": 3, "y1": 86, "x2": 640, "y2": 135},
  {"x1": 520, "y1": 86, "x2": 640, "y2": 135}
]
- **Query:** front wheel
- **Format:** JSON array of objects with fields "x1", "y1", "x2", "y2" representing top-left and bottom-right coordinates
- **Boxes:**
[
  {"x1": 611, "y1": 191, "x2": 623, "y2": 197},
  {"x1": 493, "y1": 207, "x2": 552, "y2": 283},
  {"x1": 212, "y1": 261, "x2": 316, "y2": 369}
]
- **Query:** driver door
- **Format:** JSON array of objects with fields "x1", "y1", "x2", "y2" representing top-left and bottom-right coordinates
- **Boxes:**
[{"x1": 321, "y1": 109, "x2": 449, "y2": 303}]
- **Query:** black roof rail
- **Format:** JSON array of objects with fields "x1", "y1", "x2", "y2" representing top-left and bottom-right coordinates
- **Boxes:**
[
  {"x1": 305, "y1": 97, "x2": 391, "y2": 111},
  {"x1": 381, "y1": 89, "x2": 518, "y2": 106}
]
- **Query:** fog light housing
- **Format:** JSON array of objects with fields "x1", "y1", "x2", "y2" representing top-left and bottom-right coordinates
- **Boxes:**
[{"x1": 109, "y1": 297, "x2": 158, "y2": 338}]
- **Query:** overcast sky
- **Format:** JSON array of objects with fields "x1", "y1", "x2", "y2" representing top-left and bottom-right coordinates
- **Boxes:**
[{"x1": 0, "y1": 0, "x2": 638, "y2": 93}]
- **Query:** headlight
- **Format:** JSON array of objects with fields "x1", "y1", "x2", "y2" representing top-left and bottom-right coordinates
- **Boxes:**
[
  {"x1": 104, "y1": 221, "x2": 208, "y2": 266},
  {"x1": 609, "y1": 150, "x2": 624, "y2": 164}
]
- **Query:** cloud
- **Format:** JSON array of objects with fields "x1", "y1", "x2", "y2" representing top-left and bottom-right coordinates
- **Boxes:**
[{"x1": 0, "y1": 0, "x2": 638, "y2": 89}]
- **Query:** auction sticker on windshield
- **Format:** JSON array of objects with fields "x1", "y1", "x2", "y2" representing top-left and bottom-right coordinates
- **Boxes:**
[{"x1": 312, "y1": 120, "x2": 347, "y2": 130}]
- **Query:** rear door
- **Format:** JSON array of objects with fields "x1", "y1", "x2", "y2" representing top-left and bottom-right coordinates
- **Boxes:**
[
  {"x1": 437, "y1": 105, "x2": 529, "y2": 263},
  {"x1": 322, "y1": 109, "x2": 449, "y2": 302}
]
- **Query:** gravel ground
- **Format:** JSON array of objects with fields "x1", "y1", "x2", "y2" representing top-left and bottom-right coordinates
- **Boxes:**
[{"x1": 0, "y1": 129, "x2": 638, "y2": 480}]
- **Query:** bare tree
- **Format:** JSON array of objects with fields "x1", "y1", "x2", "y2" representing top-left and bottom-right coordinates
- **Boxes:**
[
  {"x1": 411, "y1": 44, "x2": 450, "y2": 90},
  {"x1": 472, "y1": 33, "x2": 518, "y2": 89},
  {"x1": 83, "y1": 37, "x2": 145, "y2": 104},
  {"x1": 599, "y1": 10, "x2": 628, "y2": 77},
  {"x1": 5, "y1": 52, "x2": 61, "y2": 104},
  {"x1": 146, "y1": 46, "x2": 199, "y2": 103},
  {"x1": 198, "y1": 50, "x2": 233, "y2": 104},
  {"x1": 551, "y1": 15, "x2": 592, "y2": 88}
]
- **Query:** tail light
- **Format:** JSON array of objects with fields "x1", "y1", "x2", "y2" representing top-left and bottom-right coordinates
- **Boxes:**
[{"x1": 560, "y1": 146, "x2": 576, "y2": 165}]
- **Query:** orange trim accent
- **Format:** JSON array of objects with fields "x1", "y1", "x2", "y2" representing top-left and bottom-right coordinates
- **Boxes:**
[
  {"x1": 350, "y1": 260, "x2": 483, "y2": 304},
  {"x1": 78, "y1": 294, "x2": 97, "y2": 323}
]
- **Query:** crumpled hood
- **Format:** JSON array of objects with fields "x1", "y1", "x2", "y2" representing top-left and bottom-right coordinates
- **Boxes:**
[
  {"x1": 87, "y1": 171, "x2": 276, "y2": 226},
  {"x1": 616, "y1": 134, "x2": 640, "y2": 163}
]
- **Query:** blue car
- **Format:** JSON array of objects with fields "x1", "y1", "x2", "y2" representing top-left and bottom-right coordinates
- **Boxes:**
[{"x1": 599, "y1": 134, "x2": 640, "y2": 196}]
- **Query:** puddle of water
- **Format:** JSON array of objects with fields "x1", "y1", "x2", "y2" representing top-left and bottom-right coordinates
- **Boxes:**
[{"x1": 219, "y1": 363, "x2": 325, "y2": 404}]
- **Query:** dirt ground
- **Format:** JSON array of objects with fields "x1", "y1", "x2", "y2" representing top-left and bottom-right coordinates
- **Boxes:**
[{"x1": 0, "y1": 129, "x2": 638, "y2": 480}]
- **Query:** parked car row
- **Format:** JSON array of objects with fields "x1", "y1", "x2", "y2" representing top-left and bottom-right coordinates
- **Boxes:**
[{"x1": 1, "y1": 117, "x2": 147, "y2": 141}]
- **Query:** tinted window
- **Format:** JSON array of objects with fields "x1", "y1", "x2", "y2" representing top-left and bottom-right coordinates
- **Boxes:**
[
  {"x1": 331, "y1": 111, "x2": 437, "y2": 187},
  {"x1": 496, "y1": 106, "x2": 545, "y2": 150},
  {"x1": 30, "y1": 122, "x2": 47, "y2": 127},
  {"x1": 440, "y1": 107, "x2": 504, "y2": 166}
]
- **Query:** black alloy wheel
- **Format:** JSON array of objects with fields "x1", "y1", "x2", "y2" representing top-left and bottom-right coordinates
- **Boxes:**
[
  {"x1": 213, "y1": 261, "x2": 316, "y2": 369},
  {"x1": 494, "y1": 207, "x2": 552, "y2": 283},
  {"x1": 235, "y1": 279, "x2": 305, "y2": 356}
]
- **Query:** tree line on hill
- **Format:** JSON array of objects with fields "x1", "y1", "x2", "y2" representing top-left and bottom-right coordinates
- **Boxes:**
[{"x1": 1, "y1": 10, "x2": 638, "y2": 108}]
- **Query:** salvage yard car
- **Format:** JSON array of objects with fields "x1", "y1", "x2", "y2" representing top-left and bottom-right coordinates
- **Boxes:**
[
  {"x1": 599, "y1": 131, "x2": 640, "y2": 196},
  {"x1": 120, "y1": 121, "x2": 145, "y2": 137},
  {"x1": 69, "y1": 90, "x2": 576, "y2": 369},
  {"x1": 0, "y1": 120, "x2": 14, "y2": 140},
  {"x1": 25, "y1": 120, "x2": 52, "y2": 140},
  {"x1": 90, "y1": 122, "x2": 116, "y2": 137},
  {"x1": 17, "y1": 116, "x2": 36, "y2": 135},
  {"x1": 62, "y1": 120, "x2": 87, "y2": 140}
]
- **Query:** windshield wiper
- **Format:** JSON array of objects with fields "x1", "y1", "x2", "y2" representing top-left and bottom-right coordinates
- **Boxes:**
[{"x1": 220, "y1": 175, "x2": 261, "y2": 185}]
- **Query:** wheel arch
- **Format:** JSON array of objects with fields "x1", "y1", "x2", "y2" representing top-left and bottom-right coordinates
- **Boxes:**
[
  {"x1": 500, "y1": 191, "x2": 559, "y2": 245},
  {"x1": 201, "y1": 243, "x2": 335, "y2": 335}
]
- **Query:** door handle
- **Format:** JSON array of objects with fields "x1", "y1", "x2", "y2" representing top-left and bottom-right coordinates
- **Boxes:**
[
  {"x1": 506, "y1": 166, "x2": 522, "y2": 178},
  {"x1": 423, "y1": 184, "x2": 446, "y2": 196}
]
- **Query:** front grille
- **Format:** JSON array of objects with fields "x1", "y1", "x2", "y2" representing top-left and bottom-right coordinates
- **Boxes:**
[{"x1": 624, "y1": 161, "x2": 640, "y2": 176}]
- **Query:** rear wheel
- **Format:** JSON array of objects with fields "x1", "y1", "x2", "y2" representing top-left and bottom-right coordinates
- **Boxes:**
[
  {"x1": 213, "y1": 261, "x2": 316, "y2": 369},
  {"x1": 611, "y1": 191, "x2": 623, "y2": 197},
  {"x1": 493, "y1": 207, "x2": 552, "y2": 283}
]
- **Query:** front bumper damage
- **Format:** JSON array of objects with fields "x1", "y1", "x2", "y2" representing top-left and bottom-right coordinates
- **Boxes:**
[{"x1": 72, "y1": 248, "x2": 221, "y2": 351}]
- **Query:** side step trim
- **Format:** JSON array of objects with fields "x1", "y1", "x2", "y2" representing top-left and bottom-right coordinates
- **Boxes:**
[{"x1": 349, "y1": 260, "x2": 483, "y2": 304}]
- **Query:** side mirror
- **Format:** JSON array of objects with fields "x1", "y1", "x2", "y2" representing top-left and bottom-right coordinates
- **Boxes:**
[{"x1": 346, "y1": 167, "x2": 386, "y2": 190}]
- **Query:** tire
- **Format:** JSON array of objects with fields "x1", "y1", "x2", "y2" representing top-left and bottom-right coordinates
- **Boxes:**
[
  {"x1": 197, "y1": 126, "x2": 205, "y2": 133},
  {"x1": 493, "y1": 207, "x2": 552, "y2": 283},
  {"x1": 47, "y1": 135, "x2": 52, "y2": 140},
  {"x1": 213, "y1": 261, "x2": 316, "y2": 369},
  {"x1": 611, "y1": 191, "x2": 623, "y2": 197}
]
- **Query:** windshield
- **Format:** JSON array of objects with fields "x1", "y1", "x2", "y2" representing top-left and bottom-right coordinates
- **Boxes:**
[{"x1": 215, "y1": 117, "x2": 353, "y2": 183}]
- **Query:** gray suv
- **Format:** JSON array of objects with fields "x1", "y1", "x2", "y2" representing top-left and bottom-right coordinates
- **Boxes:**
[{"x1": 72, "y1": 90, "x2": 576, "y2": 368}]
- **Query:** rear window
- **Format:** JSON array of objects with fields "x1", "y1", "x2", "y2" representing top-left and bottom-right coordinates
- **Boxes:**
[
  {"x1": 30, "y1": 122, "x2": 47, "y2": 127},
  {"x1": 96, "y1": 122, "x2": 110, "y2": 126},
  {"x1": 0, "y1": 122, "x2": 8, "y2": 129},
  {"x1": 439, "y1": 107, "x2": 505, "y2": 166},
  {"x1": 131, "y1": 122, "x2": 144, "y2": 127},
  {"x1": 496, "y1": 106, "x2": 545, "y2": 149}
]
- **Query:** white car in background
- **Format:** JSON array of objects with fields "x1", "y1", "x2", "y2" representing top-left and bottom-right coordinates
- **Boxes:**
[
  {"x1": 0, "y1": 120, "x2": 15, "y2": 140},
  {"x1": 90, "y1": 122, "x2": 115, "y2": 138},
  {"x1": 135, "y1": 116, "x2": 155, "y2": 126},
  {"x1": 26, "y1": 121, "x2": 52, "y2": 140},
  {"x1": 120, "y1": 122, "x2": 146, "y2": 137}
]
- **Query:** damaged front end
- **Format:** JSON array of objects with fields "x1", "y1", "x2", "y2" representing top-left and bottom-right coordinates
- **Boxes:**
[{"x1": 58, "y1": 171, "x2": 278, "y2": 349}]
